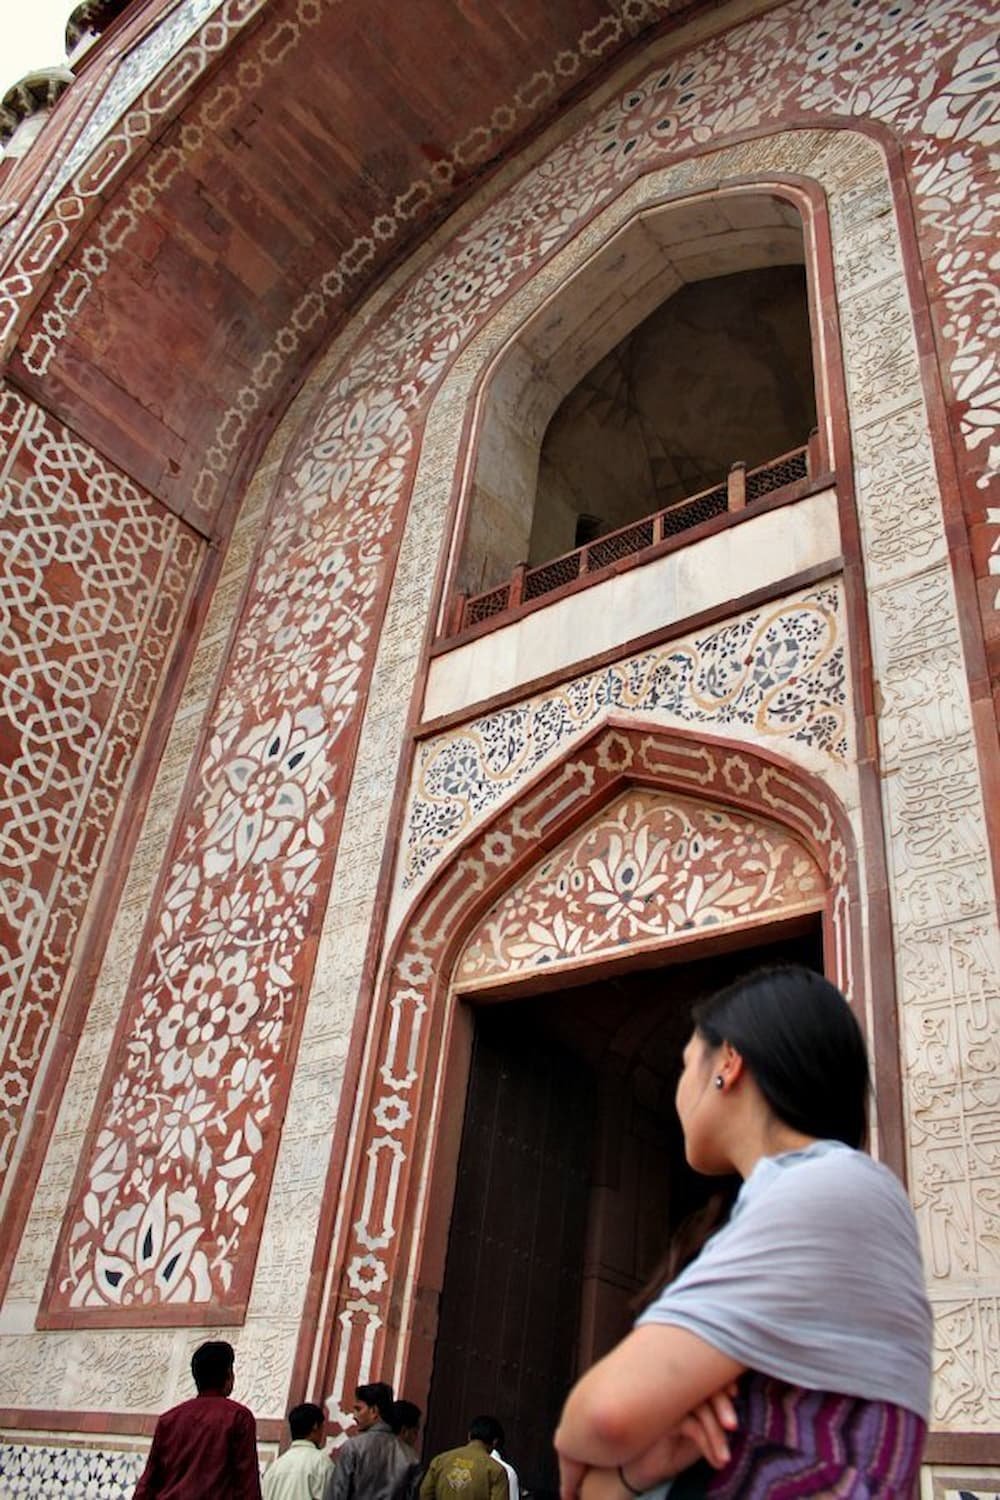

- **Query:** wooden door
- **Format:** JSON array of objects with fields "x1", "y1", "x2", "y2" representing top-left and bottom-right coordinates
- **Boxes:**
[{"x1": 422, "y1": 1004, "x2": 596, "y2": 1497}]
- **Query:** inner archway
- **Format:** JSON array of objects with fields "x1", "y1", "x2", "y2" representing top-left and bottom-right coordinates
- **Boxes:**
[
  {"x1": 453, "y1": 190, "x2": 819, "y2": 602},
  {"x1": 530, "y1": 263, "x2": 816, "y2": 564},
  {"x1": 422, "y1": 923, "x2": 824, "y2": 1496}
]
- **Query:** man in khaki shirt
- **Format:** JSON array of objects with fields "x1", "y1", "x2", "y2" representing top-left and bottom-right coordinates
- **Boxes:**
[{"x1": 419, "y1": 1418, "x2": 509, "y2": 1500}]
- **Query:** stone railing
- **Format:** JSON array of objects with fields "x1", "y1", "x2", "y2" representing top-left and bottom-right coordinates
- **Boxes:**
[{"x1": 449, "y1": 435, "x2": 822, "y2": 636}]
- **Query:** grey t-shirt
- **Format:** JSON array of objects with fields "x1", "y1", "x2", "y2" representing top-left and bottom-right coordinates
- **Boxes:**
[{"x1": 636, "y1": 1141, "x2": 932, "y2": 1419}]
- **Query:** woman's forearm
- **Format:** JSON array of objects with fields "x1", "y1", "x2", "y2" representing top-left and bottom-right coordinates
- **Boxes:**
[{"x1": 555, "y1": 1326, "x2": 743, "y2": 1467}]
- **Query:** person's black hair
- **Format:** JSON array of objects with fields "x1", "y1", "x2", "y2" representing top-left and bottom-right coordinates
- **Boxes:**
[
  {"x1": 630, "y1": 1180, "x2": 740, "y2": 1316},
  {"x1": 356, "y1": 1381, "x2": 395, "y2": 1421},
  {"x1": 691, "y1": 965, "x2": 869, "y2": 1149},
  {"x1": 391, "y1": 1399, "x2": 422, "y2": 1434},
  {"x1": 191, "y1": 1340, "x2": 235, "y2": 1393},
  {"x1": 469, "y1": 1415, "x2": 503, "y2": 1448},
  {"x1": 289, "y1": 1402, "x2": 326, "y2": 1439}
]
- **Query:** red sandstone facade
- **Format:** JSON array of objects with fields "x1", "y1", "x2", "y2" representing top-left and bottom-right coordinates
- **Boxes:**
[{"x1": 0, "y1": 0, "x2": 998, "y2": 1493}]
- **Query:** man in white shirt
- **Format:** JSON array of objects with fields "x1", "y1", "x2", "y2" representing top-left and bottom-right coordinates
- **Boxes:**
[
  {"x1": 264, "y1": 1402, "x2": 333, "y2": 1500},
  {"x1": 479, "y1": 1417, "x2": 519, "y2": 1500}
]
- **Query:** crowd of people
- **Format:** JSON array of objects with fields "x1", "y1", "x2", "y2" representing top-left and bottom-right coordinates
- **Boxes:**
[
  {"x1": 132, "y1": 965, "x2": 933, "y2": 1499},
  {"x1": 132, "y1": 1356, "x2": 519, "y2": 1500}
]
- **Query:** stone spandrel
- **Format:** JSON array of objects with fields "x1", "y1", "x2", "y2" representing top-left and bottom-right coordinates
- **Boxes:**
[
  {"x1": 454, "y1": 787, "x2": 827, "y2": 986},
  {"x1": 399, "y1": 583, "x2": 851, "y2": 899}
]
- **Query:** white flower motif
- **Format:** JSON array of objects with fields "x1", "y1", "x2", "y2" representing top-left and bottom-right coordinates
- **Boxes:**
[
  {"x1": 204, "y1": 708, "x2": 328, "y2": 876},
  {"x1": 586, "y1": 824, "x2": 671, "y2": 931},
  {"x1": 348, "y1": 1253, "x2": 388, "y2": 1295},
  {"x1": 507, "y1": 909, "x2": 583, "y2": 964},
  {"x1": 156, "y1": 951, "x2": 262, "y2": 1088},
  {"x1": 157, "y1": 998, "x2": 191, "y2": 1050},
  {"x1": 157, "y1": 1084, "x2": 216, "y2": 1165},
  {"x1": 397, "y1": 950, "x2": 433, "y2": 984},
  {"x1": 923, "y1": 37, "x2": 1000, "y2": 146},
  {"x1": 483, "y1": 829, "x2": 515, "y2": 866},
  {"x1": 73, "y1": 1186, "x2": 211, "y2": 1308},
  {"x1": 665, "y1": 866, "x2": 768, "y2": 930},
  {"x1": 952, "y1": 346, "x2": 1000, "y2": 451},
  {"x1": 374, "y1": 1094, "x2": 411, "y2": 1132}
]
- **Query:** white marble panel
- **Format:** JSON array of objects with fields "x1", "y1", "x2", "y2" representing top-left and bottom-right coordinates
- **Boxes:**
[{"x1": 424, "y1": 489, "x2": 840, "y2": 721}]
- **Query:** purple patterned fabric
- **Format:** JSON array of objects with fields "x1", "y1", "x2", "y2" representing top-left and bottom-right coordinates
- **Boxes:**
[{"x1": 706, "y1": 1372, "x2": 926, "y2": 1498}]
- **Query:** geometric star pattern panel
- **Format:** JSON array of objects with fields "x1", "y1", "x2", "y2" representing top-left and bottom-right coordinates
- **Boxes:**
[
  {"x1": 0, "y1": 385, "x2": 201, "y2": 1219},
  {"x1": 0, "y1": 1442, "x2": 146, "y2": 1496}
]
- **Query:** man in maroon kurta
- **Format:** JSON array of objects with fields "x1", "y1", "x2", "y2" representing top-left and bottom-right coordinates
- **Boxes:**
[{"x1": 134, "y1": 1339, "x2": 262, "y2": 1499}]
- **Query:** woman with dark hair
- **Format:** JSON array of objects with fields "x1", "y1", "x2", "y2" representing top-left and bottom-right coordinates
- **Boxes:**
[{"x1": 555, "y1": 966, "x2": 932, "y2": 1499}]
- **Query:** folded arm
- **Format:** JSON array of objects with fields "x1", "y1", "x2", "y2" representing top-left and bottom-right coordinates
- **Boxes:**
[{"x1": 555, "y1": 1324, "x2": 744, "y2": 1500}]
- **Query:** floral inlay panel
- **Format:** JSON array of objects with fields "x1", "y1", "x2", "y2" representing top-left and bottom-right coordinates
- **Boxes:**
[
  {"x1": 404, "y1": 586, "x2": 845, "y2": 893},
  {"x1": 55, "y1": 702, "x2": 333, "y2": 1311},
  {"x1": 456, "y1": 789, "x2": 825, "y2": 986},
  {"x1": 0, "y1": 386, "x2": 201, "y2": 1218}
]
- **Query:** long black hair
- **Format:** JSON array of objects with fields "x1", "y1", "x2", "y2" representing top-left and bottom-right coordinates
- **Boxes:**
[
  {"x1": 691, "y1": 965, "x2": 869, "y2": 1149},
  {"x1": 631, "y1": 1180, "x2": 740, "y2": 1314}
]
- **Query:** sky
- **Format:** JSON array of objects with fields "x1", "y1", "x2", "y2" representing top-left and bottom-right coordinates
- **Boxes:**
[{"x1": 0, "y1": 0, "x2": 72, "y2": 100}]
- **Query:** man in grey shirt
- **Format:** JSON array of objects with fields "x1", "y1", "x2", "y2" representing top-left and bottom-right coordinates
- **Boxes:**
[{"x1": 326, "y1": 1383, "x2": 410, "y2": 1500}]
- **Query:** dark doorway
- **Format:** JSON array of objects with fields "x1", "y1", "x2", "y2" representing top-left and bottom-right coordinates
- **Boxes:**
[
  {"x1": 422, "y1": 922, "x2": 823, "y2": 1496},
  {"x1": 420, "y1": 1005, "x2": 596, "y2": 1495}
]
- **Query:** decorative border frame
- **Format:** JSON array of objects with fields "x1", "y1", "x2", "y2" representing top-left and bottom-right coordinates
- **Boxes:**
[{"x1": 399, "y1": 578, "x2": 850, "y2": 901}]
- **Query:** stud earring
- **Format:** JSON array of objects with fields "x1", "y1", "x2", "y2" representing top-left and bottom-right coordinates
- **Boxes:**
[{"x1": 714, "y1": 1075, "x2": 724, "y2": 1089}]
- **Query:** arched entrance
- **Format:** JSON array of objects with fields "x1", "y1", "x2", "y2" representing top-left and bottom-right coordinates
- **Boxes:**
[
  {"x1": 318, "y1": 724, "x2": 866, "y2": 1453},
  {"x1": 421, "y1": 784, "x2": 829, "y2": 1491},
  {"x1": 423, "y1": 931, "x2": 823, "y2": 1495}
]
